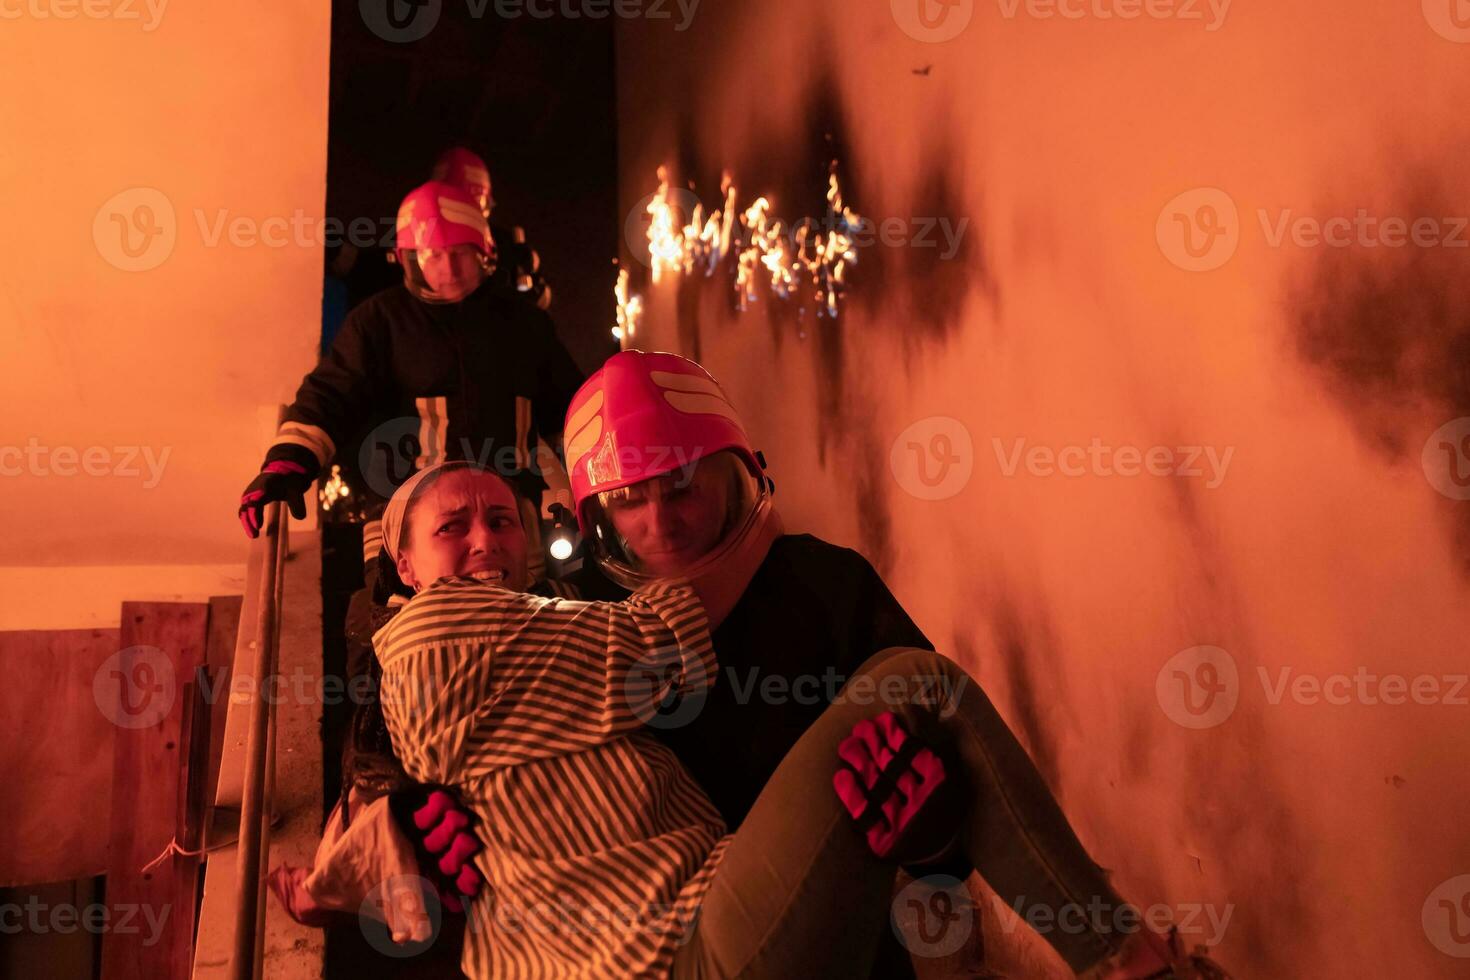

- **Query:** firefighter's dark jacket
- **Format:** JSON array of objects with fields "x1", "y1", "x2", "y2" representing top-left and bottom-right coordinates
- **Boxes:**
[{"x1": 263, "y1": 281, "x2": 585, "y2": 497}]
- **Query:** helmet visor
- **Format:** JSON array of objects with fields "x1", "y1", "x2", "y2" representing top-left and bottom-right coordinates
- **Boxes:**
[
  {"x1": 398, "y1": 244, "x2": 491, "y2": 304},
  {"x1": 580, "y1": 450, "x2": 770, "y2": 590}
]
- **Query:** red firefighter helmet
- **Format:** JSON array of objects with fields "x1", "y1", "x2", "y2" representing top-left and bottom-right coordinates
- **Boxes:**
[
  {"x1": 394, "y1": 181, "x2": 495, "y2": 302},
  {"x1": 432, "y1": 147, "x2": 494, "y2": 219},
  {"x1": 564, "y1": 350, "x2": 771, "y2": 586}
]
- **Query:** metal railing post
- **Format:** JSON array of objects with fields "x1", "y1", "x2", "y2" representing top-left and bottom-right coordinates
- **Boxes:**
[{"x1": 228, "y1": 497, "x2": 287, "y2": 980}]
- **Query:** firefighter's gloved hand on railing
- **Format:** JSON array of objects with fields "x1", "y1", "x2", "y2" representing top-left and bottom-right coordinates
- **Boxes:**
[
  {"x1": 832, "y1": 711, "x2": 959, "y2": 864},
  {"x1": 238, "y1": 446, "x2": 317, "y2": 538},
  {"x1": 389, "y1": 785, "x2": 485, "y2": 914}
]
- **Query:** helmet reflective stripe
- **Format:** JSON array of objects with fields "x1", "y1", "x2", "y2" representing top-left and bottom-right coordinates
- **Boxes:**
[
  {"x1": 649, "y1": 369, "x2": 743, "y2": 423},
  {"x1": 461, "y1": 164, "x2": 490, "y2": 190},
  {"x1": 394, "y1": 181, "x2": 492, "y2": 253},
  {"x1": 565, "y1": 387, "x2": 605, "y2": 476},
  {"x1": 661, "y1": 389, "x2": 741, "y2": 423},
  {"x1": 395, "y1": 200, "x2": 416, "y2": 233},
  {"x1": 649, "y1": 369, "x2": 723, "y2": 396},
  {"x1": 564, "y1": 350, "x2": 764, "y2": 530},
  {"x1": 437, "y1": 195, "x2": 488, "y2": 235}
]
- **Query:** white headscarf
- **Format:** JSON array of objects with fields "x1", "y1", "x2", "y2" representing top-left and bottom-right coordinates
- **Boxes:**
[{"x1": 380, "y1": 461, "x2": 473, "y2": 564}]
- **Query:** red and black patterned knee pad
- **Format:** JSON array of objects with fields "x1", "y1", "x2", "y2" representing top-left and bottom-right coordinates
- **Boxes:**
[{"x1": 832, "y1": 711, "x2": 961, "y2": 864}]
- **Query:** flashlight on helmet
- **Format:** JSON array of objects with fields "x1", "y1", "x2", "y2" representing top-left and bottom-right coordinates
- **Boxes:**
[{"x1": 547, "y1": 503, "x2": 578, "y2": 562}]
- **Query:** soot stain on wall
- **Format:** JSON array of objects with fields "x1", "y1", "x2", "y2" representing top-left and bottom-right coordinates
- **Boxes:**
[
  {"x1": 986, "y1": 596, "x2": 1064, "y2": 791},
  {"x1": 897, "y1": 121, "x2": 993, "y2": 356},
  {"x1": 1148, "y1": 468, "x2": 1317, "y2": 970},
  {"x1": 698, "y1": 64, "x2": 858, "y2": 436},
  {"x1": 1286, "y1": 170, "x2": 1470, "y2": 572},
  {"x1": 731, "y1": 62, "x2": 874, "y2": 525}
]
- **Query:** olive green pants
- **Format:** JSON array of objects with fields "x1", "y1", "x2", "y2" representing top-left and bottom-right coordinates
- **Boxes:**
[{"x1": 671, "y1": 647, "x2": 1128, "y2": 978}]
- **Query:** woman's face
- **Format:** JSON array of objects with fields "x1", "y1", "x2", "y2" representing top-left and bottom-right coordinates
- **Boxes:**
[
  {"x1": 603, "y1": 456, "x2": 733, "y2": 577},
  {"x1": 397, "y1": 469, "x2": 530, "y2": 592}
]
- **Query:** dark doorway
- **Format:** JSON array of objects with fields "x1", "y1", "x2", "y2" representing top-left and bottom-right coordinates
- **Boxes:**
[
  {"x1": 325, "y1": 0, "x2": 619, "y2": 371},
  {"x1": 319, "y1": 6, "x2": 618, "y2": 974}
]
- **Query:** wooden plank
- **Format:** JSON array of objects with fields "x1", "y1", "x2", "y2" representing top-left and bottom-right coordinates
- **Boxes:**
[
  {"x1": 203, "y1": 595, "x2": 244, "y2": 809},
  {"x1": 0, "y1": 628, "x2": 121, "y2": 886},
  {"x1": 170, "y1": 670, "x2": 216, "y2": 979},
  {"x1": 0, "y1": 878, "x2": 101, "y2": 978},
  {"x1": 100, "y1": 602, "x2": 210, "y2": 980},
  {"x1": 213, "y1": 545, "x2": 266, "y2": 811}
]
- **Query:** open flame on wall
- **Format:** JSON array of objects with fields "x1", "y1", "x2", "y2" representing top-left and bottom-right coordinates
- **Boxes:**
[
  {"x1": 620, "y1": 161, "x2": 863, "y2": 337},
  {"x1": 611, "y1": 266, "x2": 643, "y2": 344}
]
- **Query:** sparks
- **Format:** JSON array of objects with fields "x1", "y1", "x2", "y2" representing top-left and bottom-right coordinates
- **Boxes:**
[
  {"x1": 640, "y1": 163, "x2": 862, "y2": 320},
  {"x1": 646, "y1": 167, "x2": 686, "y2": 285},
  {"x1": 613, "y1": 267, "x2": 643, "y2": 347}
]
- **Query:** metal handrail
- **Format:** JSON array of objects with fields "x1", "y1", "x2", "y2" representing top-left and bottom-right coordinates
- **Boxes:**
[{"x1": 228, "y1": 496, "x2": 288, "y2": 980}]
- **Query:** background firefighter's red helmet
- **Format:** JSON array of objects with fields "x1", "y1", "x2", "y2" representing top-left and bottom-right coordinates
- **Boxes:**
[
  {"x1": 432, "y1": 146, "x2": 494, "y2": 218},
  {"x1": 394, "y1": 180, "x2": 495, "y2": 302}
]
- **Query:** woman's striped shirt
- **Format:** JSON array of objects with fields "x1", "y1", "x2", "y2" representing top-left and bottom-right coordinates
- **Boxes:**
[{"x1": 373, "y1": 577, "x2": 731, "y2": 978}]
